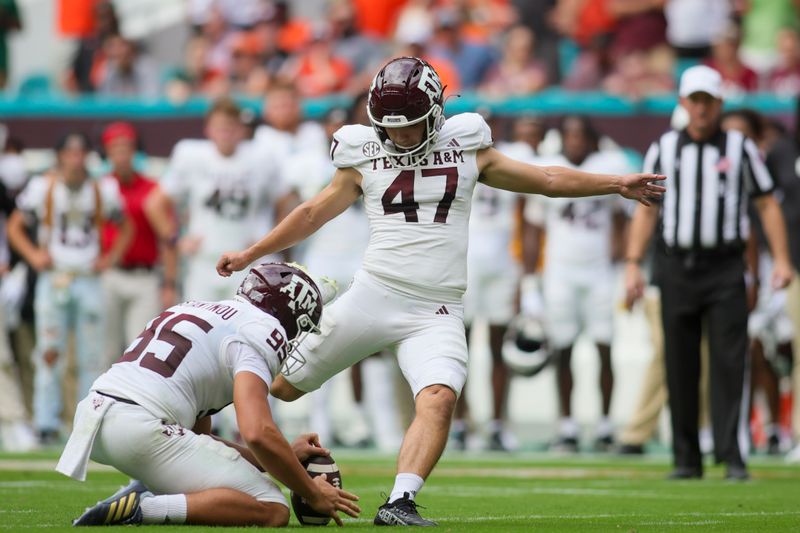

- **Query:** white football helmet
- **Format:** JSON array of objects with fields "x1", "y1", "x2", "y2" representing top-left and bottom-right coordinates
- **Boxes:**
[{"x1": 502, "y1": 314, "x2": 551, "y2": 377}]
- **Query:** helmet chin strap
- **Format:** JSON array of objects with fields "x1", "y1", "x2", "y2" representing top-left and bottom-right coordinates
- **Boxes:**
[
  {"x1": 387, "y1": 138, "x2": 423, "y2": 151},
  {"x1": 384, "y1": 139, "x2": 425, "y2": 155}
]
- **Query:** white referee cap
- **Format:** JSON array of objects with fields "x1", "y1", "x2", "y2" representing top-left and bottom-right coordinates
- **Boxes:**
[{"x1": 679, "y1": 65, "x2": 723, "y2": 99}]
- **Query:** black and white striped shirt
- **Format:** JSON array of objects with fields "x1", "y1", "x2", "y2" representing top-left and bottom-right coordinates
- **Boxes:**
[{"x1": 643, "y1": 128, "x2": 774, "y2": 251}]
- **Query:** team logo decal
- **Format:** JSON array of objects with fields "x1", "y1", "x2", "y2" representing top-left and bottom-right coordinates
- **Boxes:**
[
  {"x1": 362, "y1": 141, "x2": 381, "y2": 157},
  {"x1": 418, "y1": 65, "x2": 442, "y2": 103},
  {"x1": 280, "y1": 275, "x2": 319, "y2": 316}
]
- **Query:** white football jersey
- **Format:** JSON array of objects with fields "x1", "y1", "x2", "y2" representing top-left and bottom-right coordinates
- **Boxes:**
[
  {"x1": 16, "y1": 175, "x2": 123, "y2": 273},
  {"x1": 92, "y1": 298, "x2": 286, "y2": 429},
  {"x1": 526, "y1": 151, "x2": 634, "y2": 267},
  {"x1": 331, "y1": 113, "x2": 493, "y2": 302},
  {"x1": 281, "y1": 147, "x2": 369, "y2": 285},
  {"x1": 468, "y1": 141, "x2": 534, "y2": 262},
  {"x1": 254, "y1": 122, "x2": 328, "y2": 158},
  {"x1": 161, "y1": 140, "x2": 287, "y2": 261},
  {"x1": 253, "y1": 123, "x2": 328, "y2": 239}
]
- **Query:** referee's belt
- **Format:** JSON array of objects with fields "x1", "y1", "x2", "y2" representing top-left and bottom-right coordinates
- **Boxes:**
[{"x1": 661, "y1": 246, "x2": 743, "y2": 267}]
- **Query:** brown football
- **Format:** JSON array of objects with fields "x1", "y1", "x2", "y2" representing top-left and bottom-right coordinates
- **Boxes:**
[{"x1": 290, "y1": 454, "x2": 342, "y2": 526}]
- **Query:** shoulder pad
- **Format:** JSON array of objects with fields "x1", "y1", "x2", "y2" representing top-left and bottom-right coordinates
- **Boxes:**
[
  {"x1": 170, "y1": 139, "x2": 209, "y2": 160},
  {"x1": 236, "y1": 318, "x2": 285, "y2": 378},
  {"x1": 437, "y1": 113, "x2": 493, "y2": 151},
  {"x1": 496, "y1": 141, "x2": 536, "y2": 163},
  {"x1": 532, "y1": 154, "x2": 567, "y2": 167},
  {"x1": 16, "y1": 175, "x2": 48, "y2": 211},
  {"x1": 330, "y1": 125, "x2": 378, "y2": 169}
]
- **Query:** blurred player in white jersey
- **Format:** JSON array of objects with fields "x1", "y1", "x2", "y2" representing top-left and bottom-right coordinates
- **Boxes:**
[
  {"x1": 56, "y1": 262, "x2": 359, "y2": 527},
  {"x1": 282, "y1": 97, "x2": 404, "y2": 452},
  {"x1": 254, "y1": 82, "x2": 328, "y2": 157},
  {"x1": 748, "y1": 247, "x2": 795, "y2": 453},
  {"x1": 162, "y1": 98, "x2": 293, "y2": 302},
  {"x1": 7, "y1": 132, "x2": 132, "y2": 443},
  {"x1": 526, "y1": 116, "x2": 634, "y2": 452},
  {"x1": 453, "y1": 120, "x2": 540, "y2": 452},
  {"x1": 218, "y1": 57, "x2": 664, "y2": 525},
  {"x1": 253, "y1": 83, "x2": 327, "y2": 250}
]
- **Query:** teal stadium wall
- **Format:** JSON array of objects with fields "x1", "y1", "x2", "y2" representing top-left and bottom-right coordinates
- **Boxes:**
[{"x1": 1, "y1": 90, "x2": 796, "y2": 156}]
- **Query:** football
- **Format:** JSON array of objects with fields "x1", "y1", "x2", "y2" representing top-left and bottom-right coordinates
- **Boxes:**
[{"x1": 290, "y1": 454, "x2": 342, "y2": 526}]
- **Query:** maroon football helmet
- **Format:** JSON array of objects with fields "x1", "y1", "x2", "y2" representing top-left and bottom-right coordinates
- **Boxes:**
[
  {"x1": 236, "y1": 262, "x2": 322, "y2": 341},
  {"x1": 367, "y1": 56, "x2": 445, "y2": 159}
]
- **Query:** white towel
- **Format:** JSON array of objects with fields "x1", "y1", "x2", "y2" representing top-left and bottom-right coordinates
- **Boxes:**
[{"x1": 56, "y1": 392, "x2": 114, "y2": 481}]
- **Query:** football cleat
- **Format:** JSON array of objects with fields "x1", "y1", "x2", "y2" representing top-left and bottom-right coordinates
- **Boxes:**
[
  {"x1": 617, "y1": 443, "x2": 645, "y2": 455},
  {"x1": 724, "y1": 464, "x2": 750, "y2": 481},
  {"x1": 550, "y1": 435, "x2": 579, "y2": 454},
  {"x1": 767, "y1": 434, "x2": 781, "y2": 456},
  {"x1": 449, "y1": 428, "x2": 466, "y2": 451},
  {"x1": 73, "y1": 479, "x2": 150, "y2": 526},
  {"x1": 488, "y1": 431, "x2": 507, "y2": 452},
  {"x1": 593, "y1": 435, "x2": 615, "y2": 452},
  {"x1": 374, "y1": 493, "x2": 437, "y2": 527}
]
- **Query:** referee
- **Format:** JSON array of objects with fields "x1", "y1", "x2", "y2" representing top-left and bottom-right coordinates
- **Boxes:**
[{"x1": 624, "y1": 66, "x2": 793, "y2": 480}]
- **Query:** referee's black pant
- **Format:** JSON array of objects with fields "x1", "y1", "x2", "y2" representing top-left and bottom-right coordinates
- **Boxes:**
[{"x1": 655, "y1": 249, "x2": 749, "y2": 472}]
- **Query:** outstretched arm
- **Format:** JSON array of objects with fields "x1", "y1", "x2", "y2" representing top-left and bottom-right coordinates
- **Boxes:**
[
  {"x1": 476, "y1": 147, "x2": 666, "y2": 206},
  {"x1": 217, "y1": 167, "x2": 362, "y2": 276}
]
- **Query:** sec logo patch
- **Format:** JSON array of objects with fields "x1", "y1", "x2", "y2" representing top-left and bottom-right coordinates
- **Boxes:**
[{"x1": 362, "y1": 141, "x2": 380, "y2": 157}]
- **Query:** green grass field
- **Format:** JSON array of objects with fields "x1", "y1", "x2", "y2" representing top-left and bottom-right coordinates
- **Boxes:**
[{"x1": 2, "y1": 451, "x2": 799, "y2": 531}]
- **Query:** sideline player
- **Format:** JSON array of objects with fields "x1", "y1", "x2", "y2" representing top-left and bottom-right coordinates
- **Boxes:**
[
  {"x1": 7, "y1": 132, "x2": 131, "y2": 443},
  {"x1": 162, "y1": 97, "x2": 294, "y2": 301},
  {"x1": 525, "y1": 115, "x2": 634, "y2": 452},
  {"x1": 56, "y1": 263, "x2": 360, "y2": 527},
  {"x1": 453, "y1": 132, "x2": 536, "y2": 451},
  {"x1": 217, "y1": 57, "x2": 665, "y2": 525}
]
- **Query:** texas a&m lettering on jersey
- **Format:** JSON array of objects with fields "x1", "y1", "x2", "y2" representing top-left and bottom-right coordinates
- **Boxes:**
[{"x1": 370, "y1": 149, "x2": 465, "y2": 171}]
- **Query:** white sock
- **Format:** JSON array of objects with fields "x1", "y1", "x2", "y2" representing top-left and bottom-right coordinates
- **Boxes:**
[
  {"x1": 596, "y1": 417, "x2": 613, "y2": 438},
  {"x1": 389, "y1": 473, "x2": 424, "y2": 503},
  {"x1": 488, "y1": 419, "x2": 503, "y2": 435},
  {"x1": 451, "y1": 419, "x2": 467, "y2": 433},
  {"x1": 559, "y1": 417, "x2": 579, "y2": 438},
  {"x1": 140, "y1": 494, "x2": 188, "y2": 524}
]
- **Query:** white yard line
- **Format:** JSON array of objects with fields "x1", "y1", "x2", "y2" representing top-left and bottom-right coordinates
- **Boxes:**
[
  {"x1": 348, "y1": 510, "x2": 800, "y2": 524},
  {"x1": 0, "y1": 460, "x2": 115, "y2": 472},
  {"x1": 422, "y1": 485, "x2": 668, "y2": 498}
]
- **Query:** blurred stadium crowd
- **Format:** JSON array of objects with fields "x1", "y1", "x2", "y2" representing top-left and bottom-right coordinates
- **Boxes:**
[
  {"x1": 0, "y1": 0, "x2": 799, "y2": 468},
  {"x1": 2, "y1": 0, "x2": 800, "y2": 99}
]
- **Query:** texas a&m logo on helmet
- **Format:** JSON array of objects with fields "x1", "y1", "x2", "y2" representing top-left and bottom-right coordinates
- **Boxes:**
[{"x1": 236, "y1": 262, "x2": 323, "y2": 341}]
